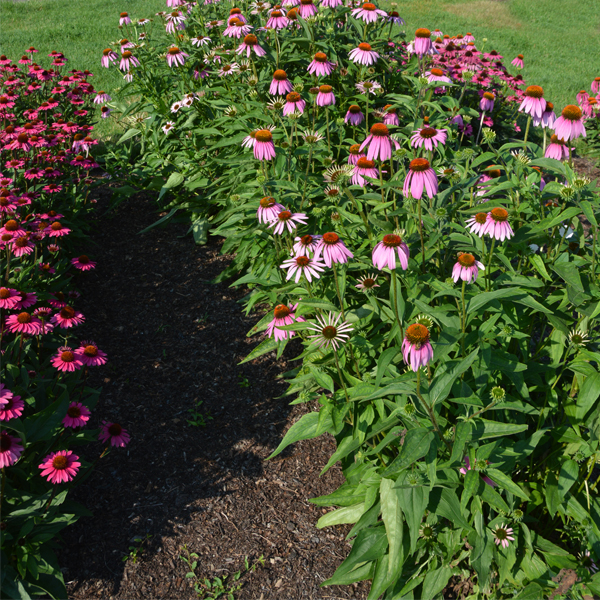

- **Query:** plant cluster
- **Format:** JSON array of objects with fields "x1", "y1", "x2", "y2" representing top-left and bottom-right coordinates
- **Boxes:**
[
  {"x1": 102, "y1": 0, "x2": 600, "y2": 597},
  {"x1": 0, "y1": 51, "x2": 130, "y2": 598}
]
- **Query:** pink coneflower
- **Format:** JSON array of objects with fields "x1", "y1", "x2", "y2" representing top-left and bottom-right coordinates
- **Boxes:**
[
  {"x1": 492, "y1": 524, "x2": 515, "y2": 549},
  {"x1": 452, "y1": 253, "x2": 484, "y2": 283},
  {"x1": 351, "y1": 157, "x2": 377, "y2": 186},
  {"x1": 39, "y1": 449, "x2": 80, "y2": 484},
  {"x1": 372, "y1": 234, "x2": 409, "y2": 271},
  {"x1": 307, "y1": 312, "x2": 353, "y2": 351},
  {"x1": 0, "y1": 394, "x2": 24, "y2": 421},
  {"x1": 44, "y1": 221, "x2": 71, "y2": 238},
  {"x1": 119, "y1": 11, "x2": 131, "y2": 25},
  {"x1": 5, "y1": 312, "x2": 43, "y2": 335},
  {"x1": 11, "y1": 235, "x2": 35, "y2": 257},
  {"x1": 191, "y1": 35, "x2": 212, "y2": 47},
  {"x1": 269, "y1": 208, "x2": 308, "y2": 234},
  {"x1": 166, "y1": 47, "x2": 189, "y2": 67},
  {"x1": 101, "y1": 48, "x2": 118, "y2": 68},
  {"x1": 270, "y1": 70, "x2": 293, "y2": 95},
  {"x1": 355, "y1": 80, "x2": 382, "y2": 95},
  {"x1": 360, "y1": 123, "x2": 398, "y2": 162},
  {"x1": 48, "y1": 292, "x2": 68, "y2": 309},
  {"x1": 218, "y1": 63, "x2": 240, "y2": 77},
  {"x1": 577, "y1": 89, "x2": 589, "y2": 106},
  {"x1": 119, "y1": 51, "x2": 139, "y2": 72},
  {"x1": 413, "y1": 28, "x2": 432, "y2": 56},
  {"x1": 314, "y1": 232, "x2": 354, "y2": 267},
  {"x1": 534, "y1": 101, "x2": 556, "y2": 128},
  {"x1": 316, "y1": 84, "x2": 335, "y2": 107},
  {"x1": 351, "y1": 2, "x2": 387, "y2": 23},
  {"x1": 0, "y1": 287, "x2": 20, "y2": 309},
  {"x1": 388, "y1": 11, "x2": 405, "y2": 25},
  {"x1": 382, "y1": 105, "x2": 399, "y2": 126},
  {"x1": 266, "y1": 303, "x2": 303, "y2": 341},
  {"x1": 482, "y1": 207, "x2": 514, "y2": 241},
  {"x1": 100, "y1": 106, "x2": 112, "y2": 119},
  {"x1": 410, "y1": 126, "x2": 447, "y2": 151},
  {"x1": 237, "y1": 34, "x2": 266, "y2": 58},
  {"x1": 511, "y1": 54, "x2": 524, "y2": 69},
  {"x1": 223, "y1": 17, "x2": 252, "y2": 38},
  {"x1": 0, "y1": 384, "x2": 14, "y2": 405},
  {"x1": 460, "y1": 457, "x2": 496, "y2": 486},
  {"x1": 13, "y1": 292, "x2": 37, "y2": 310},
  {"x1": 51, "y1": 347, "x2": 83, "y2": 372},
  {"x1": 519, "y1": 85, "x2": 546, "y2": 120},
  {"x1": 228, "y1": 7, "x2": 248, "y2": 23},
  {"x1": 0, "y1": 431, "x2": 24, "y2": 467},
  {"x1": 349, "y1": 43, "x2": 379, "y2": 66},
  {"x1": 63, "y1": 402, "x2": 91, "y2": 428},
  {"x1": 403, "y1": 158, "x2": 438, "y2": 199},
  {"x1": 298, "y1": 0, "x2": 318, "y2": 17},
  {"x1": 266, "y1": 9, "x2": 289, "y2": 29},
  {"x1": 51, "y1": 306, "x2": 85, "y2": 328},
  {"x1": 0, "y1": 219, "x2": 25, "y2": 239},
  {"x1": 347, "y1": 144, "x2": 365, "y2": 165},
  {"x1": 307, "y1": 52, "x2": 336, "y2": 77},
  {"x1": 39, "y1": 263, "x2": 56, "y2": 275},
  {"x1": 465, "y1": 212, "x2": 488, "y2": 236},
  {"x1": 553, "y1": 105, "x2": 586, "y2": 142},
  {"x1": 6, "y1": 133, "x2": 31, "y2": 152},
  {"x1": 253, "y1": 129, "x2": 276, "y2": 160},
  {"x1": 292, "y1": 233, "x2": 321, "y2": 256},
  {"x1": 345, "y1": 105, "x2": 364, "y2": 126},
  {"x1": 100, "y1": 423, "x2": 129, "y2": 450},
  {"x1": 283, "y1": 91, "x2": 305, "y2": 115},
  {"x1": 280, "y1": 255, "x2": 325, "y2": 282},
  {"x1": 480, "y1": 92, "x2": 495, "y2": 112},
  {"x1": 71, "y1": 255, "x2": 96, "y2": 271},
  {"x1": 545, "y1": 134, "x2": 570, "y2": 160},
  {"x1": 77, "y1": 341, "x2": 108, "y2": 367},
  {"x1": 402, "y1": 323, "x2": 433, "y2": 371},
  {"x1": 355, "y1": 273, "x2": 380, "y2": 292},
  {"x1": 257, "y1": 196, "x2": 284, "y2": 223}
]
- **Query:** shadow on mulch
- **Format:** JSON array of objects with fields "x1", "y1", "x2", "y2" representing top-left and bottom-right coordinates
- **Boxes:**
[{"x1": 58, "y1": 184, "x2": 368, "y2": 599}]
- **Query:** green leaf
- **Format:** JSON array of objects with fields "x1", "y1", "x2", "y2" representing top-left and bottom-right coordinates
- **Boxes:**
[
  {"x1": 382, "y1": 428, "x2": 434, "y2": 477},
  {"x1": 421, "y1": 567, "x2": 452, "y2": 600},
  {"x1": 472, "y1": 419, "x2": 529, "y2": 439},
  {"x1": 239, "y1": 336, "x2": 280, "y2": 365},
  {"x1": 398, "y1": 482, "x2": 429, "y2": 553},
  {"x1": 267, "y1": 412, "x2": 322, "y2": 459},
  {"x1": 191, "y1": 217, "x2": 210, "y2": 245},
  {"x1": 375, "y1": 347, "x2": 399, "y2": 388},
  {"x1": 308, "y1": 366, "x2": 335, "y2": 393},
  {"x1": 450, "y1": 421, "x2": 472, "y2": 466},
  {"x1": 575, "y1": 373, "x2": 600, "y2": 422},
  {"x1": 461, "y1": 468, "x2": 481, "y2": 513},
  {"x1": 430, "y1": 349, "x2": 478, "y2": 405},
  {"x1": 513, "y1": 583, "x2": 544, "y2": 600},
  {"x1": 529, "y1": 254, "x2": 552, "y2": 281},
  {"x1": 163, "y1": 171, "x2": 185, "y2": 190},
  {"x1": 486, "y1": 469, "x2": 530, "y2": 500},
  {"x1": 552, "y1": 261, "x2": 584, "y2": 293},
  {"x1": 432, "y1": 488, "x2": 472, "y2": 531},
  {"x1": 380, "y1": 479, "x2": 404, "y2": 582},
  {"x1": 581, "y1": 200, "x2": 598, "y2": 227},
  {"x1": 466, "y1": 288, "x2": 517, "y2": 314},
  {"x1": 557, "y1": 459, "x2": 579, "y2": 500},
  {"x1": 317, "y1": 503, "x2": 365, "y2": 528},
  {"x1": 544, "y1": 471, "x2": 561, "y2": 517},
  {"x1": 117, "y1": 128, "x2": 141, "y2": 144}
]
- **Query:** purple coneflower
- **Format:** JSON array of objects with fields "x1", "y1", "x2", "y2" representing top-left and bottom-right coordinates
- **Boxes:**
[
  {"x1": 298, "y1": 0, "x2": 318, "y2": 17},
  {"x1": 266, "y1": 9, "x2": 289, "y2": 29},
  {"x1": 382, "y1": 105, "x2": 399, "y2": 126},
  {"x1": 293, "y1": 234, "x2": 321, "y2": 256},
  {"x1": 511, "y1": 54, "x2": 524, "y2": 69},
  {"x1": 460, "y1": 457, "x2": 496, "y2": 486},
  {"x1": 452, "y1": 253, "x2": 484, "y2": 283},
  {"x1": 388, "y1": 11, "x2": 405, "y2": 25},
  {"x1": 426, "y1": 68, "x2": 451, "y2": 85},
  {"x1": 410, "y1": 126, "x2": 447, "y2": 151},
  {"x1": 480, "y1": 92, "x2": 495, "y2": 112},
  {"x1": 269, "y1": 209, "x2": 308, "y2": 234},
  {"x1": 314, "y1": 232, "x2": 353, "y2": 267},
  {"x1": 553, "y1": 105, "x2": 586, "y2": 142},
  {"x1": 316, "y1": 84, "x2": 335, "y2": 107},
  {"x1": 101, "y1": 48, "x2": 118, "y2": 68},
  {"x1": 351, "y1": 157, "x2": 378, "y2": 186},
  {"x1": 402, "y1": 323, "x2": 433, "y2": 371},
  {"x1": 372, "y1": 234, "x2": 409, "y2": 271},
  {"x1": 6, "y1": 312, "x2": 42, "y2": 335},
  {"x1": 253, "y1": 129, "x2": 276, "y2": 160},
  {"x1": 257, "y1": 196, "x2": 284, "y2": 223},
  {"x1": 283, "y1": 92, "x2": 305, "y2": 115},
  {"x1": 356, "y1": 273, "x2": 380, "y2": 292},
  {"x1": 403, "y1": 158, "x2": 438, "y2": 199},
  {"x1": 77, "y1": 342, "x2": 108, "y2": 367},
  {"x1": 534, "y1": 101, "x2": 556, "y2": 128},
  {"x1": 307, "y1": 312, "x2": 353, "y2": 351},
  {"x1": 355, "y1": 80, "x2": 381, "y2": 95},
  {"x1": 345, "y1": 105, "x2": 364, "y2": 126},
  {"x1": 0, "y1": 431, "x2": 24, "y2": 467},
  {"x1": 266, "y1": 303, "x2": 303, "y2": 341},
  {"x1": 166, "y1": 46, "x2": 189, "y2": 67},
  {"x1": 360, "y1": 123, "x2": 398, "y2": 162},
  {"x1": 482, "y1": 207, "x2": 513, "y2": 241},
  {"x1": 63, "y1": 402, "x2": 91, "y2": 428},
  {"x1": 119, "y1": 51, "x2": 139, "y2": 72},
  {"x1": 349, "y1": 43, "x2": 379, "y2": 66},
  {"x1": 465, "y1": 212, "x2": 488, "y2": 236},
  {"x1": 519, "y1": 85, "x2": 546, "y2": 120},
  {"x1": 307, "y1": 52, "x2": 335, "y2": 77},
  {"x1": 492, "y1": 524, "x2": 515, "y2": 549},
  {"x1": 71, "y1": 255, "x2": 96, "y2": 271},
  {"x1": 119, "y1": 12, "x2": 131, "y2": 25},
  {"x1": 413, "y1": 28, "x2": 432, "y2": 56},
  {"x1": 237, "y1": 34, "x2": 266, "y2": 58},
  {"x1": 0, "y1": 394, "x2": 24, "y2": 421},
  {"x1": 270, "y1": 70, "x2": 293, "y2": 95},
  {"x1": 351, "y1": 2, "x2": 387, "y2": 23},
  {"x1": 545, "y1": 134, "x2": 569, "y2": 160},
  {"x1": 280, "y1": 255, "x2": 325, "y2": 282}
]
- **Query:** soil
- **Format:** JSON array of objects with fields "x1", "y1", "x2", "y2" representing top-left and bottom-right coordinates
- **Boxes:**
[{"x1": 58, "y1": 184, "x2": 369, "y2": 599}]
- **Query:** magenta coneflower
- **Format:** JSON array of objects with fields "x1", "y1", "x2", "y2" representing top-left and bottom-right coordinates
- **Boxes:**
[
  {"x1": 511, "y1": 54, "x2": 524, "y2": 69},
  {"x1": 382, "y1": 105, "x2": 399, "y2": 126},
  {"x1": 237, "y1": 34, "x2": 266, "y2": 58},
  {"x1": 351, "y1": 2, "x2": 387, "y2": 23},
  {"x1": 119, "y1": 11, "x2": 131, "y2": 25},
  {"x1": 0, "y1": 287, "x2": 20, "y2": 309},
  {"x1": 77, "y1": 342, "x2": 108, "y2": 366},
  {"x1": 298, "y1": 0, "x2": 318, "y2": 17},
  {"x1": 465, "y1": 212, "x2": 488, "y2": 236},
  {"x1": 349, "y1": 43, "x2": 379, "y2": 66},
  {"x1": 0, "y1": 394, "x2": 24, "y2": 421},
  {"x1": 347, "y1": 144, "x2": 365, "y2": 165},
  {"x1": 266, "y1": 9, "x2": 289, "y2": 29},
  {"x1": 119, "y1": 51, "x2": 140, "y2": 72},
  {"x1": 269, "y1": 209, "x2": 308, "y2": 234},
  {"x1": 0, "y1": 431, "x2": 24, "y2": 467},
  {"x1": 316, "y1": 84, "x2": 335, "y2": 107},
  {"x1": 345, "y1": 105, "x2": 365, "y2": 126},
  {"x1": 576, "y1": 90, "x2": 589, "y2": 106},
  {"x1": 283, "y1": 91, "x2": 305, "y2": 115},
  {"x1": 12, "y1": 235, "x2": 35, "y2": 257},
  {"x1": 44, "y1": 221, "x2": 71, "y2": 237},
  {"x1": 388, "y1": 10, "x2": 405, "y2": 25},
  {"x1": 253, "y1": 129, "x2": 276, "y2": 160},
  {"x1": 280, "y1": 255, "x2": 325, "y2": 282},
  {"x1": 372, "y1": 234, "x2": 410, "y2": 271},
  {"x1": 266, "y1": 303, "x2": 303, "y2": 341},
  {"x1": 6, "y1": 312, "x2": 43, "y2": 335},
  {"x1": 553, "y1": 105, "x2": 586, "y2": 142},
  {"x1": 402, "y1": 323, "x2": 433, "y2": 372},
  {"x1": 51, "y1": 347, "x2": 83, "y2": 372},
  {"x1": 223, "y1": 17, "x2": 252, "y2": 38},
  {"x1": 51, "y1": 306, "x2": 85, "y2": 329},
  {"x1": 410, "y1": 126, "x2": 447, "y2": 151},
  {"x1": 270, "y1": 70, "x2": 293, "y2": 95},
  {"x1": 101, "y1": 48, "x2": 118, "y2": 68},
  {"x1": 545, "y1": 134, "x2": 570, "y2": 160},
  {"x1": 519, "y1": 85, "x2": 546, "y2": 120},
  {"x1": 0, "y1": 384, "x2": 14, "y2": 405},
  {"x1": 403, "y1": 158, "x2": 438, "y2": 199},
  {"x1": 482, "y1": 207, "x2": 513, "y2": 241},
  {"x1": 452, "y1": 253, "x2": 484, "y2": 283},
  {"x1": 492, "y1": 524, "x2": 515, "y2": 549},
  {"x1": 480, "y1": 92, "x2": 495, "y2": 112},
  {"x1": 321, "y1": 0, "x2": 343, "y2": 7},
  {"x1": 426, "y1": 68, "x2": 451, "y2": 85},
  {"x1": 315, "y1": 232, "x2": 354, "y2": 267},
  {"x1": 360, "y1": 123, "x2": 398, "y2": 162},
  {"x1": 355, "y1": 80, "x2": 382, "y2": 95},
  {"x1": 63, "y1": 402, "x2": 91, "y2": 428},
  {"x1": 293, "y1": 233, "x2": 321, "y2": 256},
  {"x1": 14, "y1": 292, "x2": 37, "y2": 311},
  {"x1": 39, "y1": 449, "x2": 80, "y2": 484},
  {"x1": 307, "y1": 52, "x2": 335, "y2": 77},
  {"x1": 257, "y1": 196, "x2": 284, "y2": 223},
  {"x1": 166, "y1": 46, "x2": 189, "y2": 67},
  {"x1": 71, "y1": 255, "x2": 96, "y2": 271},
  {"x1": 535, "y1": 101, "x2": 556, "y2": 128},
  {"x1": 307, "y1": 312, "x2": 353, "y2": 351},
  {"x1": 351, "y1": 157, "x2": 378, "y2": 186},
  {"x1": 355, "y1": 273, "x2": 380, "y2": 292},
  {"x1": 413, "y1": 28, "x2": 432, "y2": 56}
]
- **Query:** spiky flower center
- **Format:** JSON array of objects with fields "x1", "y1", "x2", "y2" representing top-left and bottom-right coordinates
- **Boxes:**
[
  {"x1": 458, "y1": 253, "x2": 475, "y2": 267},
  {"x1": 475, "y1": 212, "x2": 487, "y2": 224},
  {"x1": 491, "y1": 207, "x2": 508, "y2": 222},
  {"x1": 321, "y1": 325, "x2": 337, "y2": 339},
  {"x1": 255, "y1": 129, "x2": 273, "y2": 142},
  {"x1": 420, "y1": 127, "x2": 437, "y2": 139},
  {"x1": 273, "y1": 69, "x2": 287, "y2": 81},
  {"x1": 314, "y1": 52, "x2": 327, "y2": 62},
  {"x1": 370, "y1": 123, "x2": 389, "y2": 137},
  {"x1": 278, "y1": 210, "x2": 292, "y2": 221},
  {"x1": 525, "y1": 85, "x2": 544, "y2": 99},
  {"x1": 103, "y1": 48, "x2": 113, "y2": 56},
  {"x1": 78, "y1": 255, "x2": 90, "y2": 264},
  {"x1": 361, "y1": 277, "x2": 376, "y2": 288},
  {"x1": 230, "y1": 7, "x2": 242, "y2": 14},
  {"x1": 168, "y1": 47, "x2": 182, "y2": 55},
  {"x1": 357, "y1": 157, "x2": 375, "y2": 169},
  {"x1": 362, "y1": 2, "x2": 376, "y2": 9},
  {"x1": 51, "y1": 222, "x2": 63, "y2": 231},
  {"x1": 322, "y1": 232, "x2": 340, "y2": 245},
  {"x1": 405, "y1": 324, "x2": 430, "y2": 345},
  {"x1": 483, "y1": 92, "x2": 495, "y2": 100},
  {"x1": 349, "y1": 143, "x2": 361, "y2": 154},
  {"x1": 14, "y1": 237, "x2": 29, "y2": 248},
  {"x1": 562, "y1": 104, "x2": 582, "y2": 121},
  {"x1": 84, "y1": 345, "x2": 98, "y2": 356},
  {"x1": 0, "y1": 288, "x2": 9, "y2": 299},
  {"x1": 67, "y1": 405, "x2": 82, "y2": 418},
  {"x1": 61, "y1": 351, "x2": 75, "y2": 362},
  {"x1": 300, "y1": 234, "x2": 313, "y2": 245},
  {"x1": 348, "y1": 105, "x2": 362, "y2": 115},
  {"x1": 415, "y1": 28, "x2": 431, "y2": 38},
  {"x1": 390, "y1": 11, "x2": 399, "y2": 17},
  {"x1": 17, "y1": 133, "x2": 28, "y2": 144},
  {"x1": 517, "y1": 54, "x2": 524, "y2": 59},
  {"x1": 52, "y1": 455, "x2": 68, "y2": 469},
  {"x1": 122, "y1": 51, "x2": 133, "y2": 59},
  {"x1": 358, "y1": 43, "x2": 372, "y2": 51},
  {"x1": 410, "y1": 158, "x2": 430, "y2": 172},
  {"x1": 319, "y1": 85, "x2": 332, "y2": 93},
  {"x1": 286, "y1": 92, "x2": 301, "y2": 102},
  {"x1": 382, "y1": 234, "x2": 402, "y2": 247},
  {"x1": 494, "y1": 527, "x2": 508, "y2": 541},
  {"x1": 273, "y1": 304, "x2": 291, "y2": 319},
  {"x1": 243, "y1": 34, "x2": 258, "y2": 45},
  {"x1": 0, "y1": 433, "x2": 12, "y2": 451},
  {"x1": 60, "y1": 306, "x2": 76, "y2": 319},
  {"x1": 550, "y1": 134, "x2": 562, "y2": 144},
  {"x1": 296, "y1": 256, "x2": 310, "y2": 267},
  {"x1": 271, "y1": 10, "x2": 283, "y2": 17},
  {"x1": 287, "y1": 8, "x2": 298, "y2": 18},
  {"x1": 17, "y1": 312, "x2": 31, "y2": 324},
  {"x1": 487, "y1": 169, "x2": 501, "y2": 178}
]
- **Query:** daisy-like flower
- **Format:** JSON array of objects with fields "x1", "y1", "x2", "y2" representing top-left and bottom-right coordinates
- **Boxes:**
[
  {"x1": 553, "y1": 105, "x2": 586, "y2": 142},
  {"x1": 355, "y1": 80, "x2": 381, "y2": 95},
  {"x1": 166, "y1": 46, "x2": 189, "y2": 67},
  {"x1": 410, "y1": 126, "x2": 447, "y2": 151},
  {"x1": 301, "y1": 129, "x2": 325, "y2": 145},
  {"x1": 39, "y1": 449, "x2": 80, "y2": 484},
  {"x1": 360, "y1": 123, "x2": 399, "y2": 162},
  {"x1": 372, "y1": 234, "x2": 410, "y2": 271},
  {"x1": 425, "y1": 68, "x2": 451, "y2": 85},
  {"x1": 452, "y1": 253, "x2": 484, "y2": 283},
  {"x1": 77, "y1": 342, "x2": 108, "y2": 366},
  {"x1": 191, "y1": 35, "x2": 212, "y2": 47},
  {"x1": 492, "y1": 524, "x2": 515, "y2": 549},
  {"x1": 465, "y1": 212, "x2": 489, "y2": 236},
  {"x1": 44, "y1": 221, "x2": 71, "y2": 237},
  {"x1": 413, "y1": 28, "x2": 432, "y2": 56},
  {"x1": 314, "y1": 232, "x2": 354, "y2": 267},
  {"x1": 0, "y1": 384, "x2": 13, "y2": 406},
  {"x1": 0, "y1": 431, "x2": 24, "y2": 467},
  {"x1": 351, "y1": 2, "x2": 387, "y2": 23},
  {"x1": 269, "y1": 208, "x2": 308, "y2": 234},
  {"x1": 266, "y1": 303, "x2": 304, "y2": 341},
  {"x1": 307, "y1": 312, "x2": 354, "y2": 351},
  {"x1": 93, "y1": 91, "x2": 112, "y2": 104},
  {"x1": 119, "y1": 11, "x2": 131, "y2": 26},
  {"x1": 5, "y1": 312, "x2": 43, "y2": 335},
  {"x1": 280, "y1": 255, "x2": 326, "y2": 282},
  {"x1": 580, "y1": 550, "x2": 599, "y2": 574},
  {"x1": 119, "y1": 50, "x2": 140, "y2": 72},
  {"x1": 51, "y1": 347, "x2": 83, "y2": 372},
  {"x1": 270, "y1": 69, "x2": 293, "y2": 95},
  {"x1": 99, "y1": 421, "x2": 131, "y2": 447},
  {"x1": 568, "y1": 329, "x2": 589, "y2": 347},
  {"x1": 349, "y1": 43, "x2": 379, "y2": 66},
  {"x1": 534, "y1": 101, "x2": 556, "y2": 128},
  {"x1": 511, "y1": 54, "x2": 524, "y2": 69},
  {"x1": 70, "y1": 255, "x2": 96, "y2": 271},
  {"x1": 237, "y1": 34, "x2": 266, "y2": 58},
  {"x1": 355, "y1": 273, "x2": 380, "y2": 292},
  {"x1": 480, "y1": 92, "x2": 495, "y2": 112},
  {"x1": 316, "y1": 85, "x2": 335, "y2": 107},
  {"x1": 292, "y1": 233, "x2": 321, "y2": 256},
  {"x1": 388, "y1": 10, "x2": 405, "y2": 25},
  {"x1": 253, "y1": 129, "x2": 276, "y2": 160},
  {"x1": 218, "y1": 63, "x2": 240, "y2": 80},
  {"x1": 267, "y1": 97, "x2": 286, "y2": 112},
  {"x1": 63, "y1": 402, "x2": 91, "y2": 428},
  {"x1": 0, "y1": 394, "x2": 24, "y2": 421},
  {"x1": 307, "y1": 52, "x2": 336, "y2": 77},
  {"x1": 14, "y1": 292, "x2": 38, "y2": 311},
  {"x1": 402, "y1": 323, "x2": 433, "y2": 371},
  {"x1": 345, "y1": 105, "x2": 365, "y2": 126},
  {"x1": 101, "y1": 106, "x2": 112, "y2": 119},
  {"x1": 283, "y1": 91, "x2": 305, "y2": 116},
  {"x1": 162, "y1": 121, "x2": 175, "y2": 135},
  {"x1": 223, "y1": 17, "x2": 251, "y2": 38},
  {"x1": 266, "y1": 9, "x2": 289, "y2": 29},
  {"x1": 0, "y1": 287, "x2": 20, "y2": 309},
  {"x1": 256, "y1": 196, "x2": 284, "y2": 224},
  {"x1": 351, "y1": 157, "x2": 378, "y2": 186},
  {"x1": 347, "y1": 144, "x2": 365, "y2": 165},
  {"x1": 51, "y1": 306, "x2": 85, "y2": 329},
  {"x1": 545, "y1": 134, "x2": 569, "y2": 160},
  {"x1": 298, "y1": 0, "x2": 318, "y2": 17},
  {"x1": 403, "y1": 158, "x2": 438, "y2": 200},
  {"x1": 101, "y1": 48, "x2": 118, "y2": 68},
  {"x1": 382, "y1": 105, "x2": 399, "y2": 126},
  {"x1": 482, "y1": 207, "x2": 513, "y2": 241},
  {"x1": 519, "y1": 85, "x2": 546, "y2": 120}
]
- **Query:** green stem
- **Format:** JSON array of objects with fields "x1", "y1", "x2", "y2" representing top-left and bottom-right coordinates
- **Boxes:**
[
  {"x1": 486, "y1": 238, "x2": 496, "y2": 291},
  {"x1": 299, "y1": 146, "x2": 313, "y2": 211},
  {"x1": 417, "y1": 198, "x2": 425, "y2": 272},
  {"x1": 523, "y1": 115, "x2": 531, "y2": 151},
  {"x1": 391, "y1": 270, "x2": 404, "y2": 341},
  {"x1": 460, "y1": 280, "x2": 466, "y2": 357},
  {"x1": 416, "y1": 370, "x2": 450, "y2": 449}
]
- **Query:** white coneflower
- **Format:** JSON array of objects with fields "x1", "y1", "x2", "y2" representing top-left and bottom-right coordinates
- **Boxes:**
[
  {"x1": 162, "y1": 121, "x2": 175, "y2": 135},
  {"x1": 567, "y1": 329, "x2": 589, "y2": 347},
  {"x1": 307, "y1": 312, "x2": 354, "y2": 351},
  {"x1": 301, "y1": 129, "x2": 325, "y2": 145}
]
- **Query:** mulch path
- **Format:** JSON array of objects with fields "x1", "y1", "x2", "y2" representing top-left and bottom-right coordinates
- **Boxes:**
[{"x1": 58, "y1": 184, "x2": 369, "y2": 599}]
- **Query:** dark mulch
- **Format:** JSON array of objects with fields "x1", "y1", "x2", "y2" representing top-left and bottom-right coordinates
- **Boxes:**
[{"x1": 58, "y1": 185, "x2": 368, "y2": 599}]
